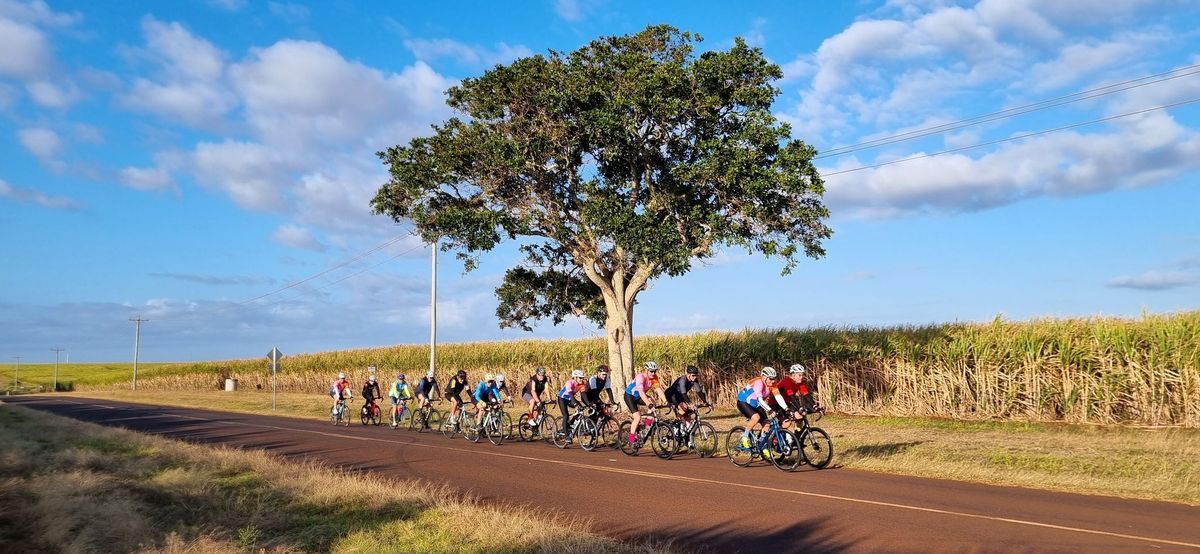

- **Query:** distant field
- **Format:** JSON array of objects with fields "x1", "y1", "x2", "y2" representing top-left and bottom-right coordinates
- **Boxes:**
[
  {"x1": 3, "y1": 362, "x2": 189, "y2": 391},
  {"x1": 23, "y1": 310, "x2": 1200, "y2": 426}
]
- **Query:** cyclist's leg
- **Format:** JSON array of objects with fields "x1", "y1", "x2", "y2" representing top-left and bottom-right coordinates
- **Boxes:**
[{"x1": 523, "y1": 392, "x2": 535, "y2": 419}]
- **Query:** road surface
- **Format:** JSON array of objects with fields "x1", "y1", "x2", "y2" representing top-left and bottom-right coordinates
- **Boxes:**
[{"x1": 6, "y1": 395, "x2": 1199, "y2": 553}]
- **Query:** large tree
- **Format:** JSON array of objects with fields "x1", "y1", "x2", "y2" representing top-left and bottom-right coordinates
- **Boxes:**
[{"x1": 372, "y1": 25, "x2": 831, "y2": 392}]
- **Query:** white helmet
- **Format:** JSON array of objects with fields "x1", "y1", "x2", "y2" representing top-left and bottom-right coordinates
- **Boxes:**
[
  {"x1": 788, "y1": 364, "x2": 806, "y2": 375},
  {"x1": 426, "y1": 370, "x2": 435, "y2": 379},
  {"x1": 368, "y1": 375, "x2": 376, "y2": 383},
  {"x1": 495, "y1": 373, "x2": 505, "y2": 383},
  {"x1": 761, "y1": 366, "x2": 778, "y2": 379},
  {"x1": 571, "y1": 369, "x2": 585, "y2": 379},
  {"x1": 643, "y1": 361, "x2": 658, "y2": 372},
  {"x1": 337, "y1": 372, "x2": 347, "y2": 379}
]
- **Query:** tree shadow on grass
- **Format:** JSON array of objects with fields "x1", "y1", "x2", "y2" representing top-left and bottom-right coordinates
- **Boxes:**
[
  {"x1": 842, "y1": 440, "x2": 925, "y2": 458},
  {"x1": 618, "y1": 515, "x2": 854, "y2": 554}
]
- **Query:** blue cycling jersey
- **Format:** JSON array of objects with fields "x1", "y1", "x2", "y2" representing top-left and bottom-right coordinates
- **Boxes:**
[{"x1": 473, "y1": 381, "x2": 500, "y2": 403}]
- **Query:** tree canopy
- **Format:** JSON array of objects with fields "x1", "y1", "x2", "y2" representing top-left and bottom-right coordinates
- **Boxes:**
[{"x1": 373, "y1": 25, "x2": 831, "y2": 381}]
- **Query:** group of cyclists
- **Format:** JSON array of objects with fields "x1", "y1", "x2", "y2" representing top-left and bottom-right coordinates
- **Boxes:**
[{"x1": 328, "y1": 360, "x2": 821, "y2": 452}]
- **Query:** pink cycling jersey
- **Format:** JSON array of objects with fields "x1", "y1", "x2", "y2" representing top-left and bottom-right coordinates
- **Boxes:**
[
  {"x1": 742, "y1": 377, "x2": 769, "y2": 403},
  {"x1": 629, "y1": 372, "x2": 659, "y2": 397}
]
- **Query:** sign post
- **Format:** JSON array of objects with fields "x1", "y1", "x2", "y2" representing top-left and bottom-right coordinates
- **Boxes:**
[{"x1": 267, "y1": 347, "x2": 283, "y2": 411}]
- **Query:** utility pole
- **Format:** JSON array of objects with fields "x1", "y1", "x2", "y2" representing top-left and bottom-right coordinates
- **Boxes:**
[
  {"x1": 11, "y1": 356, "x2": 22, "y2": 390},
  {"x1": 50, "y1": 349, "x2": 64, "y2": 392},
  {"x1": 429, "y1": 239, "x2": 437, "y2": 377},
  {"x1": 130, "y1": 317, "x2": 148, "y2": 391}
]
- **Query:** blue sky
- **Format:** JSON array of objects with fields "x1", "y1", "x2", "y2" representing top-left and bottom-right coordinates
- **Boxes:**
[{"x1": 2, "y1": 0, "x2": 1199, "y2": 362}]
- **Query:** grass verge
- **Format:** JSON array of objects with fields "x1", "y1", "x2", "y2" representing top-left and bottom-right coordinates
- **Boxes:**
[
  {"x1": 0, "y1": 401, "x2": 670, "y2": 553},
  {"x1": 62, "y1": 390, "x2": 1200, "y2": 506}
]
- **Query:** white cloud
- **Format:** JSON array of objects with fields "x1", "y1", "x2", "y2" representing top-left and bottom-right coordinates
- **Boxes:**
[
  {"x1": 403, "y1": 38, "x2": 533, "y2": 68},
  {"x1": 553, "y1": 0, "x2": 584, "y2": 21},
  {"x1": 120, "y1": 17, "x2": 234, "y2": 126},
  {"x1": 272, "y1": 224, "x2": 326, "y2": 252},
  {"x1": 268, "y1": 2, "x2": 309, "y2": 24},
  {"x1": 0, "y1": 0, "x2": 83, "y2": 27},
  {"x1": 17, "y1": 126, "x2": 61, "y2": 159},
  {"x1": 0, "y1": 16, "x2": 52, "y2": 79},
  {"x1": 0, "y1": 178, "x2": 80, "y2": 210},
  {"x1": 25, "y1": 78, "x2": 80, "y2": 107},
  {"x1": 73, "y1": 123, "x2": 103, "y2": 144},
  {"x1": 191, "y1": 140, "x2": 294, "y2": 210},
  {"x1": 118, "y1": 166, "x2": 173, "y2": 191},
  {"x1": 1107, "y1": 270, "x2": 1200, "y2": 291},
  {"x1": 1027, "y1": 36, "x2": 1149, "y2": 92},
  {"x1": 205, "y1": 0, "x2": 245, "y2": 12}
]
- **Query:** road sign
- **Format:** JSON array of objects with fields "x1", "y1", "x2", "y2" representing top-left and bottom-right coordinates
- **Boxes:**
[
  {"x1": 266, "y1": 347, "x2": 283, "y2": 411},
  {"x1": 268, "y1": 347, "x2": 283, "y2": 365}
]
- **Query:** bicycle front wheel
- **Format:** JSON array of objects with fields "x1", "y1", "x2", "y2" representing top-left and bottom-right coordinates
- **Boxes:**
[
  {"x1": 800, "y1": 427, "x2": 834, "y2": 468},
  {"x1": 725, "y1": 426, "x2": 755, "y2": 467},
  {"x1": 577, "y1": 417, "x2": 599, "y2": 451},
  {"x1": 599, "y1": 418, "x2": 620, "y2": 450},
  {"x1": 772, "y1": 429, "x2": 803, "y2": 472},
  {"x1": 424, "y1": 410, "x2": 442, "y2": 434},
  {"x1": 486, "y1": 414, "x2": 505, "y2": 446},
  {"x1": 551, "y1": 417, "x2": 570, "y2": 449},
  {"x1": 652, "y1": 423, "x2": 677, "y2": 459},
  {"x1": 440, "y1": 413, "x2": 459, "y2": 438},
  {"x1": 618, "y1": 420, "x2": 637, "y2": 456},
  {"x1": 463, "y1": 419, "x2": 481, "y2": 443},
  {"x1": 691, "y1": 421, "x2": 718, "y2": 458}
]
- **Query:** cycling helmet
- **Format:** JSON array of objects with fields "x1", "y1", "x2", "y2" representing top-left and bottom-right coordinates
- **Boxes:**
[
  {"x1": 788, "y1": 364, "x2": 806, "y2": 375},
  {"x1": 685, "y1": 365, "x2": 699, "y2": 375},
  {"x1": 485, "y1": 373, "x2": 495, "y2": 382},
  {"x1": 571, "y1": 369, "x2": 585, "y2": 379},
  {"x1": 368, "y1": 375, "x2": 376, "y2": 383},
  {"x1": 495, "y1": 374, "x2": 505, "y2": 383},
  {"x1": 596, "y1": 364, "x2": 609, "y2": 373},
  {"x1": 761, "y1": 366, "x2": 778, "y2": 379},
  {"x1": 426, "y1": 370, "x2": 435, "y2": 379},
  {"x1": 338, "y1": 372, "x2": 347, "y2": 379},
  {"x1": 456, "y1": 369, "x2": 466, "y2": 378},
  {"x1": 644, "y1": 361, "x2": 658, "y2": 372},
  {"x1": 535, "y1": 366, "x2": 546, "y2": 376},
  {"x1": 396, "y1": 373, "x2": 406, "y2": 380}
]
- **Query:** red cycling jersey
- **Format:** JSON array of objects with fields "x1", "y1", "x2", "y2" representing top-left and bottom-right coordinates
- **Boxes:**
[{"x1": 767, "y1": 376, "x2": 808, "y2": 409}]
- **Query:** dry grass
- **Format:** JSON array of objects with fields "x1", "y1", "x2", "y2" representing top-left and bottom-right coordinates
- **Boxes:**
[
  {"x1": 0, "y1": 402, "x2": 671, "y2": 553},
  {"x1": 76, "y1": 310, "x2": 1200, "y2": 427},
  {"x1": 64, "y1": 390, "x2": 1200, "y2": 506}
]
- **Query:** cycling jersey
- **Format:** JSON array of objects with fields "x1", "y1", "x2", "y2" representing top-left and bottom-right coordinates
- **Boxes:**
[
  {"x1": 445, "y1": 375, "x2": 468, "y2": 395},
  {"x1": 768, "y1": 376, "x2": 804, "y2": 409},
  {"x1": 361, "y1": 382, "x2": 381, "y2": 400},
  {"x1": 736, "y1": 377, "x2": 770, "y2": 408},
  {"x1": 665, "y1": 375, "x2": 705, "y2": 405},
  {"x1": 522, "y1": 375, "x2": 549, "y2": 397},
  {"x1": 329, "y1": 379, "x2": 350, "y2": 398},
  {"x1": 624, "y1": 372, "x2": 659, "y2": 398},
  {"x1": 388, "y1": 381, "x2": 412, "y2": 400},
  {"x1": 415, "y1": 377, "x2": 439, "y2": 398},
  {"x1": 583, "y1": 375, "x2": 611, "y2": 404},
  {"x1": 558, "y1": 379, "x2": 583, "y2": 400},
  {"x1": 474, "y1": 381, "x2": 500, "y2": 403}
]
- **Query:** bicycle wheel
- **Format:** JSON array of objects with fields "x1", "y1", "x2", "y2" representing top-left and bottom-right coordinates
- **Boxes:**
[
  {"x1": 408, "y1": 408, "x2": 423, "y2": 431},
  {"x1": 772, "y1": 429, "x2": 803, "y2": 472},
  {"x1": 598, "y1": 418, "x2": 620, "y2": 449},
  {"x1": 652, "y1": 423, "x2": 677, "y2": 459},
  {"x1": 330, "y1": 408, "x2": 338, "y2": 426},
  {"x1": 499, "y1": 412, "x2": 515, "y2": 441},
  {"x1": 725, "y1": 426, "x2": 755, "y2": 467},
  {"x1": 424, "y1": 410, "x2": 442, "y2": 434},
  {"x1": 463, "y1": 418, "x2": 481, "y2": 443},
  {"x1": 537, "y1": 415, "x2": 557, "y2": 444},
  {"x1": 487, "y1": 414, "x2": 505, "y2": 446},
  {"x1": 577, "y1": 417, "x2": 599, "y2": 451},
  {"x1": 800, "y1": 427, "x2": 834, "y2": 469},
  {"x1": 441, "y1": 411, "x2": 459, "y2": 438},
  {"x1": 552, "y1": 416, "x2": 570, "y2": 449},
  {"x1": 517, "y1": 414, "x2": 535, "y2": 442},
  {"x1": 618, "y1": 420, "x2": 638, "y2": 456},
  {"x1": 691, "y1": 421, "x2": 718, "y2": 458},
  {"x1": 371, "y1": 406, "x2": 382, "y2": 426}
]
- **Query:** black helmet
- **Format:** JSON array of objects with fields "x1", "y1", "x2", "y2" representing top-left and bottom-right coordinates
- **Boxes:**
[
  {"x1": 596, "y1": 364, "x2": 609, "y2": 373},
  {"x1": 685, "y1": 365, "x2": 699, "y2": 375},
  {"x1": 456, "y1": 369, "x2": 466, "y2": 378}
]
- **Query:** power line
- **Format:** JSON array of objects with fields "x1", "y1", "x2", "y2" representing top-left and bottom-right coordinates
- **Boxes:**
[
  {"x1": 821, "y1": 95, "x2": 1200, "y2": 178},
  {"x1": 815, "y1": 63, "x2": 1200, "y2": 159},
  {"x1": 237, "y1": 235, "x2": 408, "y2": 305}
]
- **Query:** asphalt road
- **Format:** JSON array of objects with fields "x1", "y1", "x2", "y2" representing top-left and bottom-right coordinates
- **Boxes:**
[{"x1": 7, "y1": 395, "x2": 1199, "y2": 553}]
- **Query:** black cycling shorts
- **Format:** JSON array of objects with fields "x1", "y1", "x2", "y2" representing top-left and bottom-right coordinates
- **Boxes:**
[
  {"x1": 737, "y1": 400, "x2": 768, "y2": 421},
  {"x1": 623, "y1": 392, "x2": 645, "y2": 413}
]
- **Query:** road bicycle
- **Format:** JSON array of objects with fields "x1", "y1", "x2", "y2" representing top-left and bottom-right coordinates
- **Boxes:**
[
  {"x1": 617, "y1": 405, "x2": 672, "y2": 456},
  {"x1": 390, "y1": 398, "x2": 411, "y2": 429},
  {"x1": 407, "y1": 401, "x2": 442, "y2": 433},
  {"x1": 552, "y1": 403, "x2": 599, "y2": 451},
  {"x1": 787, "y1": 406, "x2": 834, "y2": 469},
  {"x1": 440, "y1": 401, "x2": 473, "y2": 439},
  {"x1": 725, "y1": 411, "x2": 803, "y2": 471},
  {"x1": 652, "y1": 403, "x2": 718, "y2": 459},
  {"x1": 360, "y1": 396, "x2": 383, "y2": 426},
  {"x1": 465, "y1": 400, "x2": 512, "y2": 445},
  {"x1": 517, "y1": 400, "x2": 557, "y2": 442},
  {"x1": 589, "y1": 402, "x2": 623, "y2": 449},
  {"x1": 329, "y1": 396, "x2": 350, "y2": 427}
]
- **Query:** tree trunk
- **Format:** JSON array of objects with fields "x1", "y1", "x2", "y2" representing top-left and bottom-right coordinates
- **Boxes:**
[{"x1": 604, "y1": 300, "x2": 635, "y2": 396}]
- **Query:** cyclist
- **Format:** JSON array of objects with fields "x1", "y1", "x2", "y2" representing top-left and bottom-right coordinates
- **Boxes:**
[
  {"x1": 665, "y1": 365, "x2": 709, "y2": 421},
  {"x1": 522, "y1": 367, "x2": 551, "y2": 424},
  {"x1": 583, "y1": 364, "x2": 615, "y2": 410},
  {"x1": 625, "y1": 361, "x2": 665, "y2": 446},
  {"x1": 472, "y1": 373, "x2": 503, "y2": 427},
  {"x1": 361, "y1": 374, "x2": 382, "y2": 416},
  {"x1": 388, "y1": 373, "x2": 413, "y2": 428},
  {"x1": 414, "y1": 370, "x2": 440, "y2": 410},
  {"x1": 444, "y1": 369, "x2": 471, "y2": 425},
  {"x1": 329, "y1": 372, "x2": 353, "y2": 414},
  {"x1": 736, "y1": 366, "x2": 778, "y2": 447},
  {"x1": 495, "y1": 373, "x2": 514, "y2": 402},
  {"x1": 557, "y1": 368, "x2": 586, "y2": 425}
]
